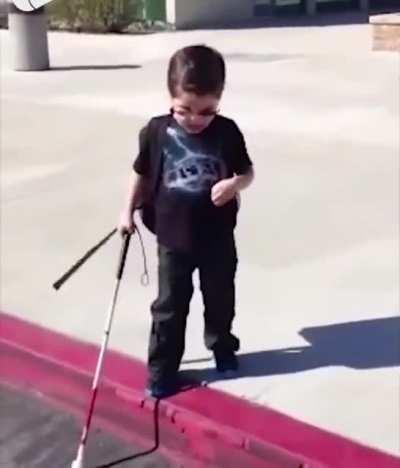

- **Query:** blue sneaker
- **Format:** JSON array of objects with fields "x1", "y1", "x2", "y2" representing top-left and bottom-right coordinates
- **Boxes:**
[
  {"x1": 145, "y1": 380, "x2": 177, "y2": 399},
  {"x1": 213, "y1": 348, "x2": 239, "y2": 375}
]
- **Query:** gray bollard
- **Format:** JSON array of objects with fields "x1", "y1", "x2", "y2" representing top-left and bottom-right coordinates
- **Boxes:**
[
  {"x1": 305, "y1": 0, "x2": 317, "y2": 16},
  {"x1": 359, "y1": 0, "x2": 369, "y2": 13},
  {"x1": 8, "y1": 2, "x2": 49, "y2": 71}
]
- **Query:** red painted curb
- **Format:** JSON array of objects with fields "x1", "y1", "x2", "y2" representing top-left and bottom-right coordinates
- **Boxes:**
[{"x1": 1, "y1": 312, "x2": 399, "y2": 468}]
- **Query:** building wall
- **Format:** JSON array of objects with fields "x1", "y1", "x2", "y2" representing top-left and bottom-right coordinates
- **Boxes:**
[
  {"x1": 166, "y1": 0, "x2": 254, "y2": 29},
  {"x1": 166, "y1": 0, "x2": 371, "y2": 28}
]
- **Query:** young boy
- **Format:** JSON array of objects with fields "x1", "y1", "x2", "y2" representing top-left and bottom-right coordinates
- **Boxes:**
[{"x1": 118, "y1": 45, "x2": 254, "y2": 398}]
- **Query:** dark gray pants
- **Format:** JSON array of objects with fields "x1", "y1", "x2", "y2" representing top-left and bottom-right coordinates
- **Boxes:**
[{"x1": 147, "y1": 235, "x2": 240, "y2": 385}]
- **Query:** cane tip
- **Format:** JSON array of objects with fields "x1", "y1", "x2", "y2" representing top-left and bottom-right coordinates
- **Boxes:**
[{"x1": 71, "y1": 459, "x2": 83, "y2": 468}]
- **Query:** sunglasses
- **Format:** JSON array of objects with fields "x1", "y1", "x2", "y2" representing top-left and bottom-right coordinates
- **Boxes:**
[{"x1": 170, "y1": 107, "x2": 219, "y2": 118}]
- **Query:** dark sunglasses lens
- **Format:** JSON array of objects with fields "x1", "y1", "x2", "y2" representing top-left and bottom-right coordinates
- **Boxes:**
[{"x1": 170, "y1": 108, "x2": 219, "y2": 117}]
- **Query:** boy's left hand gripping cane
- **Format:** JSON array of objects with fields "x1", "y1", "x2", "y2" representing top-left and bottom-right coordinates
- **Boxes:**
[{"x1": 70, "y1": 233, "x2": 131, "y2": 468}]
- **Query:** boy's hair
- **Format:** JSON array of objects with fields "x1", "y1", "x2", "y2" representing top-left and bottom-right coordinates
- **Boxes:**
[{"x1": 167, "y1": 45, "x2": 226, "y2": 98}]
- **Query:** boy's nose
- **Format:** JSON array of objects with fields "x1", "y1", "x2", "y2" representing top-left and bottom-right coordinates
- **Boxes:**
[{"x1": 189, "y1": 114, "x2": 203, "y2": 124}]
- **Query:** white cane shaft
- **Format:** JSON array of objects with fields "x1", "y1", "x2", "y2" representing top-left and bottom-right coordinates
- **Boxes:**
[
  {"x1": 71, "y1": 444, "x2": 84, "y2": 468},
  {"x1": 92, "y1": 278, "x2": 121, "y2": 390},
  {"x1": 78, "y1": 278, "x2": 122, "y2": 447}
]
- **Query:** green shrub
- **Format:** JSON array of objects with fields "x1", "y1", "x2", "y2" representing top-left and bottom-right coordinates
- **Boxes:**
[{"x1": 48, "y1": 0, "x2": 145, "y2": 33}]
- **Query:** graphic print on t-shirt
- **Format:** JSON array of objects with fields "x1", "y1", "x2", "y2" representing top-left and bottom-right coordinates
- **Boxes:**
[{"x1": 163, "y1": 124, "x2": 226, "y2": 195}]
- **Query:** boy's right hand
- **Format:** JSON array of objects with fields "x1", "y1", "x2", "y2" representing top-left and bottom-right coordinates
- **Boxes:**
[{"x1": 118, "y1": 210, "x2": 136, "y2": 236}]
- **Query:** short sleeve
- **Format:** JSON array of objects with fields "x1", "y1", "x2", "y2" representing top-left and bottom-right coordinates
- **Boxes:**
[
  {"x1": 132, "y1": 124, "x2": 150, "y2": 175},
  {"x1": 230, "y1": 121, "x2": 253, "y2": 175}
]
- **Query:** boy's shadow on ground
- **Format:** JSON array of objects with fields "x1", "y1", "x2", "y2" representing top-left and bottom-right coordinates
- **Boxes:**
[
  {"x1": 50, "y1": 64, "x2": 141, "y2": 71},
  {"x1": 96, "y1": 319, "x2": 398, "y2": 468},
  {"x1": 181, "y1": 316, "x2": 400, "y2": 384}
]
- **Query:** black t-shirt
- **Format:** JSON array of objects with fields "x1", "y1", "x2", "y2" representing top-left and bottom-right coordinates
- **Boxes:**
[{"x1": 133, "y1": 114, "x2": 252, "y2": 251}]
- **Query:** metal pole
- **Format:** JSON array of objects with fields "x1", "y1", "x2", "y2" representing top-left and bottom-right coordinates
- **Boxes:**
[
  {"x1": 8, "y1": 2, "x2": 49, "y2": 71},
  {"x1": 359, "y1": 0, "x2": 369, "y2": 13},
  {"x1": 305, "y1": 0, "x2": 317, "y2": 16}
]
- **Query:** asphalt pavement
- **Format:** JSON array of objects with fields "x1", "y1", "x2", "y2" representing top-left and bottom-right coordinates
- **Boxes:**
[{"x1": 0, "y1": 383, "x2": 174, "y2": 468}]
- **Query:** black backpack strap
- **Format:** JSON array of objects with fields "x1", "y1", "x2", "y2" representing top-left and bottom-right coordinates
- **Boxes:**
[
  {"x1": 149, "y1": 114, "x2": 170, "y2": 196},
  {"x1": 140, "y1": 114, "x2": 171, "y2": 234}
]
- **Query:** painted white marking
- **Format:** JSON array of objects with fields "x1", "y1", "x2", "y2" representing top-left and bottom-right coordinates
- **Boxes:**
[{"x1": 13, "y1": 0, "x2": 56, "y2": 12}]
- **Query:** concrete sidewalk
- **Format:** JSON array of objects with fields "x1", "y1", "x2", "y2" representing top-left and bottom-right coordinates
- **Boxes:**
[{"x1": 1, "y1": 22, "x2": 399, "y2": 458}]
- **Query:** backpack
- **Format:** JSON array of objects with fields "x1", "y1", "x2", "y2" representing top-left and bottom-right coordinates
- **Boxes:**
[{"x1": 137, "y1": 115, "x2": 171, "y2": 234}]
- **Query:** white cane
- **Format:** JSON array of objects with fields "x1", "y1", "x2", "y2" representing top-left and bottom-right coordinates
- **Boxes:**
[{"x1": 71, "y1": 233, "x2": 131, "y2": 468}]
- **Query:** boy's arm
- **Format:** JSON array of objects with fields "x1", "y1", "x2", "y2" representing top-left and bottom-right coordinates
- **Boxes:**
[
  {"x1": 211, "y1": 119, "x2": 254, "y2": 207},
  {"x1": 124, "y1": 171, "x2": 147, "y2": 213},
  {"x1": 118, "y1": 171, "x2": 147, "y2": 234},
  {"x1": 211, "y1": 166, "x2": 254, "y2": 207},
  {"x1": 119, "y1": 122, "x2": 152, "y2": 234},
  {"x1": 232, "y1": 165, "x2": 254, "y2": 192}
]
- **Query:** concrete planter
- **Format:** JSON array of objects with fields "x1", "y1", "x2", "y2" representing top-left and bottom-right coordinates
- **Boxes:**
[{"x1": 370, "y1": 13, "x2": 400, "y2": 51}]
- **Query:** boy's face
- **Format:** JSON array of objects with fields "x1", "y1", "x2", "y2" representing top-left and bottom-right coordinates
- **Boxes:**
[{"x1": 171, "y1": 91, "x2": 220, "y2": 134}]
